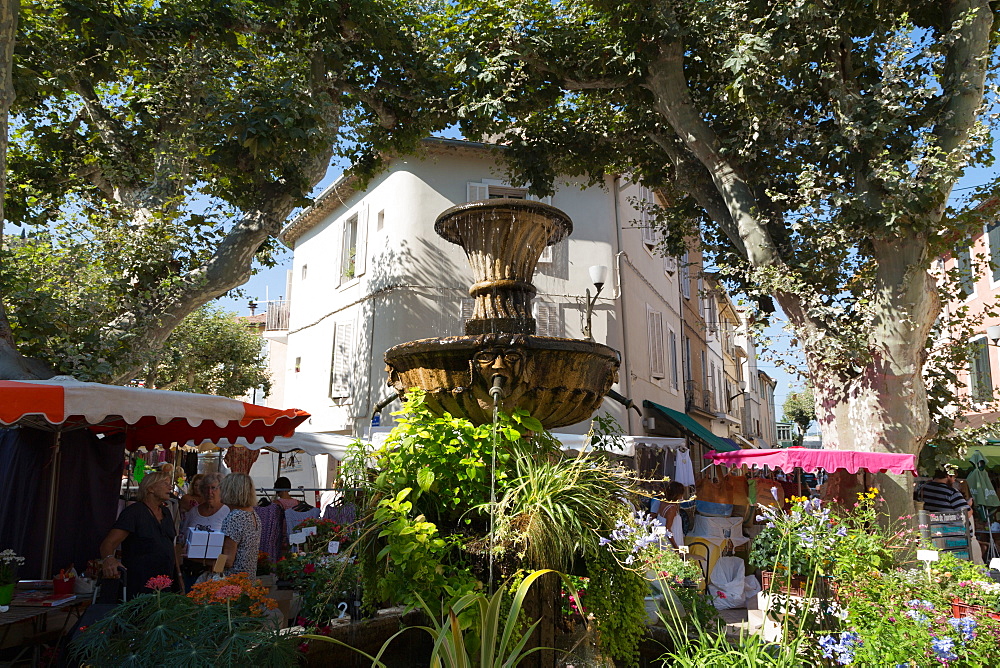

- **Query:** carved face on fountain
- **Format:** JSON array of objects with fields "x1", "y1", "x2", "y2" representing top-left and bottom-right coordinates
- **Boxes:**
[{"x1": 471, "y1": 336, "x2": 527, "y2": 397}]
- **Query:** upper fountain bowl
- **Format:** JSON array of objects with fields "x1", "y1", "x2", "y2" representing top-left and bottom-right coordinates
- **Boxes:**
[{"x1": 384, "y1": 198, "x2": 620, "y2": 429}]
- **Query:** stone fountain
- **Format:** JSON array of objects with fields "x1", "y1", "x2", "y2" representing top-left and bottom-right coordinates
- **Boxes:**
[{"x1": 384, "y1": 199, "x2": 621, "y2": 429}]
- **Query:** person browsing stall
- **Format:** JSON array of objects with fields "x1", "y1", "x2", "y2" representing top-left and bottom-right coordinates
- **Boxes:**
[
  {"x1": 918, "y1": 468, "x2": 973, "y2": 519},
  {"x1": 99, "y1": 471, "x2": 179, "y2": 598},
  {"x1": 220, "y1": 473, "x2": 261, "y2": 576},
  {"x1": 272, "y1": 476, "x2": 298, "y2": 510},
  {"x1": 178, "y1": 472, "x2": 229, "y2": 589}
]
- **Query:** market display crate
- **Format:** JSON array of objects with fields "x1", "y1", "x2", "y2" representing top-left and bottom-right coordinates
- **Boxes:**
[
  {"x1": 951, "y1": 599, "x2": 1000, "y2": 621},
  {"x1": 760, "y1": 570, "x2": 838, "y2": 599}
]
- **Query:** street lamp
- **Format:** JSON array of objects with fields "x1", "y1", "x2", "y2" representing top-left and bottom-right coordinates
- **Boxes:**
[
  {"x1": 987, "y1": 325, "x2": 1000, "y2": 345},
  {"x1": 727, "y1": 379, "x2": 748, "y2": 404},
  {"x1": 583, "y1": 265, "x2": 609, "y2": 341}
]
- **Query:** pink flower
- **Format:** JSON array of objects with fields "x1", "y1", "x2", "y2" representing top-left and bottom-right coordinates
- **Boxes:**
[
  {"x1": 213, "y1": 585, "x2": 243, "y2": 601},
  {"x1": 146, "y1": 575, "x2": 173, "y2": 591},
  {"x1": 303, "y1": 563, "x2": 316, "y2": 575}
]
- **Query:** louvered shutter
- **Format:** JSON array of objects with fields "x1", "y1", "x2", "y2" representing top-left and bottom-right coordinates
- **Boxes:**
[
  {"x1": 681, "y1": 253, "x2": 691, "y2": 298},
  {"x1": 970, "y1": 338, "x2": 994, "y2": 402},
  {"x1": 958, "y1": 247, "x2": 975, "y2": 297},
  {"x1": 663, "y1": 256, "x2": 677, "y2": 275},
  {"x1": 989, "y1": 221, "x2": 1000, "y2": 282},
  {"x1": 640, "y1": 187, "x2": 658, "y2": 247},
  {"x1": 468, "y1": 182, "x2": 489, "y2": 202},
  {"x1": 329, "y1": 321, "x2": 354, "y2": 399},
  {"x1": 647, "y1": 309, "x2": 665, "y2": 378},
  {"x1": 534, "y1": 302, "x2": 560, "y2": 337},
  {"x1": 459, "y1": 299, "x2": 476, "y2": 334},
  {"x1": 669, "y1": 330, "x2": 679, "y2": 390}
]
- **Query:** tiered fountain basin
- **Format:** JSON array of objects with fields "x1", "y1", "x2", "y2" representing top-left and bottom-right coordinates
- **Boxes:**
[
  {"x1": 385, "y1": 333, "x2": 620, "y2": 429},
  {"x1": 384, "y1": 199, "x2": 621, "y2": 430}
]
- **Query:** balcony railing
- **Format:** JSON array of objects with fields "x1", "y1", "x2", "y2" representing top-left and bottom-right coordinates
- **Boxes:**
[
  {"x1": 265, "y1": 300, "x2": 290, "y2": 331},
  {"x1": 685, "y1": 381, "x2": 715, "y2": 414}
]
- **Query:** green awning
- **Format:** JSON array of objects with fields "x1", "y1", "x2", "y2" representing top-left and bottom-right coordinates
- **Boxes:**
[{"x1": 643, "y1": 400, "x2": 740, "y2": 452}]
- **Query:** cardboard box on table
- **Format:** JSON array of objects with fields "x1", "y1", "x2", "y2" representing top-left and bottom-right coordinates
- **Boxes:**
[{"x1": 186, "y1": 529, "x2": 225, "y2": 559}]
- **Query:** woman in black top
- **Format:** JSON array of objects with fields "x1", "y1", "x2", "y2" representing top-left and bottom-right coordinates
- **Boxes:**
[{"x1": 99, "y1": 471, "x2": 179, "y2": 598}]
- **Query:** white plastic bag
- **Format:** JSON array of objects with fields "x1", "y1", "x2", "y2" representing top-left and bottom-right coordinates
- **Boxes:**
[{"x1": 708, "y1": 556, "x2": 747, "y2": 609}]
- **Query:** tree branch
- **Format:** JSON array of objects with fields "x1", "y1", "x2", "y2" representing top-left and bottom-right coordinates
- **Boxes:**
[
  {"x1": 518, "y1": 53, "x2": 629, "y2": 90},
  {"x1": 919, "y1": 0, "x2": 992, "y2": 209},
  {"x1": 645, "y1": 40, "x2": 782, "y2": 270}
]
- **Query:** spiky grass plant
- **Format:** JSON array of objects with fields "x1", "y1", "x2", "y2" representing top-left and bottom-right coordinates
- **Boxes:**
[{"x1": 491, "y1": 451, "x2": 636, "y2": 572}]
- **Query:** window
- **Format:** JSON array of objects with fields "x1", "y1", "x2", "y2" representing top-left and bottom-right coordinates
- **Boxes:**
[
  {"x1": 681, "y1": 252, "x2": 691, "y2": 298},
  {"x1": 988, "y1": 220, "x2": 1000, "y2": 283},
  {"x1": 459, "y1": 299, "x2": 476, "y2": 334},
  {"x1": 329, "y1": 321, "x2": 355, "y2": 399},
  {"x1": 647, "y1": 308, "x2": 665, "y2": 379},
  {"x1": 537, "y1": 243, "x2": 554, "y2": 264},
  {"x1": 969, "y1": 336, "x2": 993, "y2": 402},
  {"x1": 684, "y1": 336, "x2": 693, "y2": 383},
  {"x1": 533, "y1": 301, "x2": 561, "y2": 337},
  {"x1": 340, "y1": 215, "x2": 358, "y2": 284},
  {"x1": 294, "y1": 357, "x2": 301, "y2": 373},
  {"x1": 301, "y1": 264, "x2": 308, "y2": 280},
  {"x1": 707, "y1": 297, "x2": 718, "y2": 334},
  {"x1": 377, "y1": 209, "x2": 385, "y2": 232},
  {"x1": 640, "y1": 186, "x2": 658, "y2": 248},
  {"x1": 338, "y1": 208, "x2": 368, "y2": 286},
  {"x1": 664, "y1": 256, "x2": 677, "y2": 276},
  {"x1": 957, "y1": 246, "x2": 975, "y2": 298},
  {"x1": 668, "y1": 329, "x2": 679, "y2": 390}
]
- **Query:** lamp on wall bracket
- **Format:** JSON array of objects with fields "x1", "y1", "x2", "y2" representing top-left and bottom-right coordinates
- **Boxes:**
[
  {"x1": 582, "y1": 265, "x2": 609, "y2": 342},
  {"x1": 986, "y1": 325, "x2": 1000, "y2": 346},
  {"x1": 727, "y1": 379, "x2": 748, "y2": 404}
]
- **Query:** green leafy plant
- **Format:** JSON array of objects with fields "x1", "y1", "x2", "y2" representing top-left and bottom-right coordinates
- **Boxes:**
[{"x1": 305, "y1": 570, "x2": 571, "y2": 668}]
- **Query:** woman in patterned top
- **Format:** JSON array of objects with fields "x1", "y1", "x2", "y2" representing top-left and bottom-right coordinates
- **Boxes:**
[{"x1": 220, "y1": 473, "x2": 261, "y2": 576}]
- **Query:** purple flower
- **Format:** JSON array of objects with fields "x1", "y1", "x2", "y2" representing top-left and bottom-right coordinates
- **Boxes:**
[
  {"x1": 931, "y1": 636, "x2": 957, "y2": 661},
  {"x1": 948, "y1": 617, "x2": 977, "y2": 642}
]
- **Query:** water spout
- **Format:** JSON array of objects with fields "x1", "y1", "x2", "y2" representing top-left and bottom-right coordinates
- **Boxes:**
[{"x1": 606, "y1": 388, "x2": 642, "y2": 417}]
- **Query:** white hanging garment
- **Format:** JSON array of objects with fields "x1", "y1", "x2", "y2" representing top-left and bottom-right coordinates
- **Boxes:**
[{"x1": 674, "y1": 447, "x2": 696, "y2": 487}]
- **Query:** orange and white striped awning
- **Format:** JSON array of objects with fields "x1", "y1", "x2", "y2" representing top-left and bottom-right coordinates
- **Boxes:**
[{"x1": 0, "y1": 377, "x2": 309, "y2": 451}]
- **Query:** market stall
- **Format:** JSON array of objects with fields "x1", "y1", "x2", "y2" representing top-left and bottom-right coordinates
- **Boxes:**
[
  {"x1": 688, "y1": 448, "x2": 919, "y2": 593},
  {"x1": 0, "y1": 376, "x2": 310, "y2": 578}
]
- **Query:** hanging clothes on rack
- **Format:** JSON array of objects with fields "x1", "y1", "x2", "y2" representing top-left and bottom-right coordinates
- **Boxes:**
[
  {"x1": 674, "y1": 446, "x2": 696, "y2": 487},
  {"x1": 285, "y1": 505, "x2": 320, "y2": 535},
  {"x1": 254, "y1": 502, "x2": 287, "y2": 562},
  {"x1": 224, "y1": 445, "x2": 261, "y2": 474}
]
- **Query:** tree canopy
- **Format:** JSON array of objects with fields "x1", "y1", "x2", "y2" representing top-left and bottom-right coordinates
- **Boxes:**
[
  {"x1": 1, "y1": 0, "x2": 454, "y2": 382},
  {"x1": 783, "y1": 387, "x2": 816, "y2": 448},
  {"x1": 449, "y1": 0, "x2": 998, "y2": 471}
]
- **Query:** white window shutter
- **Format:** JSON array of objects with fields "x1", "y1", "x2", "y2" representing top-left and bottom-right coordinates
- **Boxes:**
[
  {"x1": 527, "y1": 192, "x2": 553, "y2": 205},
  {"x1": 681, "y1": 252, "x2": 691, "y2": 298},
  {"x1": 355, "y1": 205, "x2": 368, "y2": 277},
  {"x1": 468, "y1": 182, "x2": 489, "y2": 202},
  {"x1": 537, "y1": 243, "x2": 554, "y2": 264},
  {"x1": 647, "y1": 309, "x2": 665, "y2": 378},
  {"x1": 460, "y1": 299, "x2": 476, "y2": 333},
  {"x1": 534, "y1": 302, "x2": 560, "y2": 337},
  {"x1": 663, "y1": 256, "x2": 677, "y2": 275},
  {"x1": 329, "y1": 321, "x2": 354, "y2": 399}
]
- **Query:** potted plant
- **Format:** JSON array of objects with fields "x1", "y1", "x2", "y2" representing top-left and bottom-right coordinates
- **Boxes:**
[
  {"x1": 949, "y1": 579, "x2": 1000, "y2": 621},
  {"x1": 0, "y1": 549, "x2": 25, "y2": 606}
]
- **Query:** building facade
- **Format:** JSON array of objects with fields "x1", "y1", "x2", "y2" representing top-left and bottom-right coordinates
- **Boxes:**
[{"x1": 269, "y1": 138, "x2": 776, "y2": 458}]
